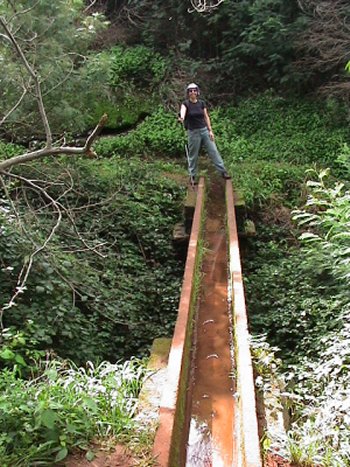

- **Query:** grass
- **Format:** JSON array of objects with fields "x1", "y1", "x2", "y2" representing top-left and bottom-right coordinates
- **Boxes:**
[{"x1": 0, "y1": 358, "x2": 148, "y2": 466}]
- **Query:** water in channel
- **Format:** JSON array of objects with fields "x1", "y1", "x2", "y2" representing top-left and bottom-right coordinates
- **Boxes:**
[{"x1": 185, "y1": 176, "x2": 237, "y2": 467}]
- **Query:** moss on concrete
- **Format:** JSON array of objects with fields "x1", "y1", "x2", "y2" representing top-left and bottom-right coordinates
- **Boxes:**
[{"x1": 148, "y1": 338, "x2": 172, "y2": 371}]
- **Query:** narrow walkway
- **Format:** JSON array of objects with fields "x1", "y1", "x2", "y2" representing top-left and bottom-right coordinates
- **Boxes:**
[{"x1": 185, "y1": 176, "x2": 236, "y2": 466}]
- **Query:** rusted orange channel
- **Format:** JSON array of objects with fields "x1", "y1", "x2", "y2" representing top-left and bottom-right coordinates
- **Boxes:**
[
  {"x1": 153, "y1": 177, "x2": 205, "y2": 467},
  {"x1": 226, "y1": 180, "x2": 262, "y2": 467},
  {"x1": 154, "y1": 177, "x2": 262, "y2": 467},
  {"x1": 185, "y1": 177, "x2": 236, "y2": 466}
]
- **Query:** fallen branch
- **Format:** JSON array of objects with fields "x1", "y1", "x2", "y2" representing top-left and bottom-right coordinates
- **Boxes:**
[
  {"x1": 1, "y1": 14, "x2": 108, "y2": 170},
  {"x1": 0, "y1": 114, "x2": 108, "y2": 171},
  {"x1": 0, "y1": 175, "x2": 62, "y2": 328}
]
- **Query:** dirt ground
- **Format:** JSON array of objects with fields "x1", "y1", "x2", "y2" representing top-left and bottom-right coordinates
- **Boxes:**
[
  {"x1": 62, "y1": 445, "x2": 135, "y2": 467},
  {"x1": 265, "y1": 452, "x2": 296, "y2": 467},
  {"x1": 64, "y1": 448, "x2": 296, "y2": 467}
]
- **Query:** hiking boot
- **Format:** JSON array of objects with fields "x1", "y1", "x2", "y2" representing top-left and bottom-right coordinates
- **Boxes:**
[
  {"x1": 189, "y1": 176, "x2": 197, "y2": 186},
  {"x1": 222, "y1": 171, "x2": 231, "y2": 179}
]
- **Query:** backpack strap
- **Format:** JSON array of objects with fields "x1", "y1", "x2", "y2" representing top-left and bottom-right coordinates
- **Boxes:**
[{"x1": 183, "y1": 99, "x2": 190, "y2": 129}]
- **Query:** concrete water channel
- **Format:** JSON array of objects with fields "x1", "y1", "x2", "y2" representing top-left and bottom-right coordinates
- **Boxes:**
[
  {"x1": 185, "y1": 176, "x2": 236, "y2": 466},
  {"x1": 153, "y1": 176, "x2": 261, "y2": 467}
]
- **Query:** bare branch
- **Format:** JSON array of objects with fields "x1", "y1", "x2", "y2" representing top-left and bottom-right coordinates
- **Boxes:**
[
  {"x1": 41, "y1": 60, "x2": 75, "y2": 97},
  {"x1": 188, "y1": 0, "x2": 225, "y2": 13},
  {"x1": 0, "y1": 88, "x2": 27, "y2": 126},
  {"x1": 85, "y1": 113, "x2": 108, "y2": 154},
  {"x1": 0, "y1": 173, "x2": 62, "y2": 327},
  {"x1": 6, "y1": 1, "x2": 40, "y2": 23},
  {"x1": 0, "y1": 31, "x2": 11, "y2": 42},
  {"x1": 0, "y1": 175, "x2": 27, "y2": 235},
  {"x1": 0, "y1": 114, "x2": 108, "y2": 171},
  {"x1": 84, "y1": 0, "x2": 98, "y2": 13},
  {"x1": 59, "y1": 204, "x2": 107, "y2": 259},
  {"x1": 0, "y1": 15, "x2": 52, "y2": 145},
  {"x1": 295, "y1": 0, "x2": 350, "y2": 71}
]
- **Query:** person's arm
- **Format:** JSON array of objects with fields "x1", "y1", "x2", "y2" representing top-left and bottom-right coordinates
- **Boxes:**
[
  {"x1": 204, "y1": 108, "x2": 214, "y2": 140},
  {"x1": 178, "y1": 103, "x2": 187, "y2": 124}
]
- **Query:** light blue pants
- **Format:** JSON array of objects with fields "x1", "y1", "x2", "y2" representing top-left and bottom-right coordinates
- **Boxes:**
[{"x1": 187, "y1": 127, "x2": 226, "y2": 178}]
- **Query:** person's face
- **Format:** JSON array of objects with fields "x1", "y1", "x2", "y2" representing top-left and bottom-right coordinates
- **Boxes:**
[{"x1": 188, "y1": 88, "x2": 198, "y2": 99}]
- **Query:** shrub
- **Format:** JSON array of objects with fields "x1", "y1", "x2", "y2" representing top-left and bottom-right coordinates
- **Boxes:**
[
  {"x1": 108, "y1": 45, "x2": 168, "y2": 90},
  {"x1": 211, "y1": 93, "x2": 350, "y2": 167},
  {"x1": 0, "y1": 141, "x2": 26, "y2": 161},
  {"x1": 244, "y1": 168, "x2": 350, "y2": 465},
  {"x1": 0, "y1": 359, "x2": 147, "y2": 465},
  {"x1": 95, "y1": 106, "x2": 184, "y2": 158},
  {"x1": 230, "y1": 160, "x2": 308, "y2": 208},
  {"x1": 1, "y1": 157, "x2": 186, "y2": 364}
]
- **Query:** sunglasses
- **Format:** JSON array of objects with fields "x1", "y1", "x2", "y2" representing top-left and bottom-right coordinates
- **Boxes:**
[{"x1": 188, "y1": 88, "x2": 198, "y2": 93}]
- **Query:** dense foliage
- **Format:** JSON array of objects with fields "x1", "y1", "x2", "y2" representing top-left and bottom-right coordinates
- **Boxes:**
[
  {"x1": 0, "y1": 1, "x2": 108, "y2": 140},
  {"x1": 99, "y1": 0, "x2": 350, "y2": 99},
  {"x1": 0, "y1": 358, "x2": 147, "y2": 465},
  {"x1": 1, "y1": 0, "x2": 350, "y2": 464},
  {"x1": 0, "y1": 157, "x2": 186, "y2": 366},
  {"x1": 0, "y1": 2, "x2": 168, "y2": 140},
  {"x1": 243, "y1": 160, "x2": 350, "y2": 464}
]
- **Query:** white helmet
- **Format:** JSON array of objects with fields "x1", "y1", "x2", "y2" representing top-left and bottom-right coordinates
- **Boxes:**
[{"x1": 186, "y1": 82, "x2": 200, "y2": 95}]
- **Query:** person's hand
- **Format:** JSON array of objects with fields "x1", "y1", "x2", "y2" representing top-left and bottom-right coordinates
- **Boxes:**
[
  {"x1": 209, "y1": 129, "x2": 215, "y2": 141},
  {"x1": 178, "y1": 116, "x2": 184, "y2": 124}
]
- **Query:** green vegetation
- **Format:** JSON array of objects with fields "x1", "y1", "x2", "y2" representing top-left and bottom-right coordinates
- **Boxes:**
[
  {"x1": 108, "y1": 45, "x2": 168, "y2": 90},
  {"x1": 95, "y1": 106, "x2": 184, "y2": 157},
  {"x1": 1, "y1": 157, "x2": 186, "y2": 365},
  {"x1": 2, "y1": 91, "x2": 350, "y2": 466},
  {"x1": 0, "y1": 358, "x2": 147, "y2": 465},
  {"x1": 1, "y1": 0, "x2": 350, "y2": 464},
  {"x1": 81, "y1": 45, "x2": 168, "y2": 132},
  {"x1": 243, "y1": 156, "x2": 350, "y2": 464},
  {"x1": 216, "y1": 94, "x2": 349, "y2": 166}
]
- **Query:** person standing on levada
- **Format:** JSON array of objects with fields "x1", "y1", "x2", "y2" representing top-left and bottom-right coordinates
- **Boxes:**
[{"x1": 178, "y1": 82, "x2": 231, "y2": 185}]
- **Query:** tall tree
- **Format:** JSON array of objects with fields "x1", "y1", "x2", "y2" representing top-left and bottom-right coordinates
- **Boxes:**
[{"x1": 0, "y1": 0, "x2": 107, "y2": 141}]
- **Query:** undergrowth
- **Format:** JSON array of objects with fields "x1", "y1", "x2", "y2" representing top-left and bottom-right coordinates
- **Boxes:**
[
  {"x1": 0, "y1": 358, "x2": 148, "y2": 466},
  {"x1": 245, "y1": 165, "x2": 350, "y2": 465}
]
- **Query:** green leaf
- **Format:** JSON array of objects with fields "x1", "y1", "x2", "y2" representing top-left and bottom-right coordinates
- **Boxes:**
[
  {"x1": 45, "y1": 369, "x2": 58, "y2": 380},
  {"x1": 0, "y1": 348, "x2": 15, "y2": 360},
  {"x1": 86, "y1": 450, "x2": 95, "y2": 461},
  {"x1": 14, "y1": 354, "x2": 27, "y2": 366},
  {"x1": 40, "y1": 409, "x2": 58, "y2": 429},
  {"x1": 55, "y1": 447, "x2": 68, "y2": 462},
  {"x1": 83, "y1": 397, "x2": 98, "y2": 412},
  {"x1": 300, "y1": 232, "x2": 320, "y2": 241}
]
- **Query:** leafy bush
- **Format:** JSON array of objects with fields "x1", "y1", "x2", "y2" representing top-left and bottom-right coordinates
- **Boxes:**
[
  {"x1": 230, "y1": 160, "x2": 308, "y2": 208},
  {"x1": 211, "y1": 93, "x2": 350, "y2": 167},
  {"x1": 108, "y1": 45, "x2": 168, "y2": 90},
  {"x1": 1, "y1": 157, "x2": 186, "y2": 364},
  {"x1": 293, "y1": 168, "x2": 350, "y2": 280},
  {"x1": 0, "y1": 141, "x2": 26, "y2": 160},
  {"x1": 285, "y1": 311, "x2": 350, "y2": 466},
  {"x1": 0, "y1": 1, "x2": 108, "y2": 140},
  {"x1": 78, "y1": 49, "x2": 159, "y2": 131},
  {"x1": 246, "y1": 248, "x2": 346, "y2": 360},
  {"x1": 95, "y1": 106, "x2": 184, "y2": 158},
  {"x1": 333, "y1": 142, "x2": 350, "y2": 180},
  {"x1": 244, "y1": 168, "x2": 350, "y2": 464},
  {"x1": 0, "y1": 358, "x2": 147, "y2": 465}
]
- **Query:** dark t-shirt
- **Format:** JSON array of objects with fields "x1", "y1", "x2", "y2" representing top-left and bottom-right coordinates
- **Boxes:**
[{"x1": 183, "y1": 99, "x2": 206, "y2": 130}]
